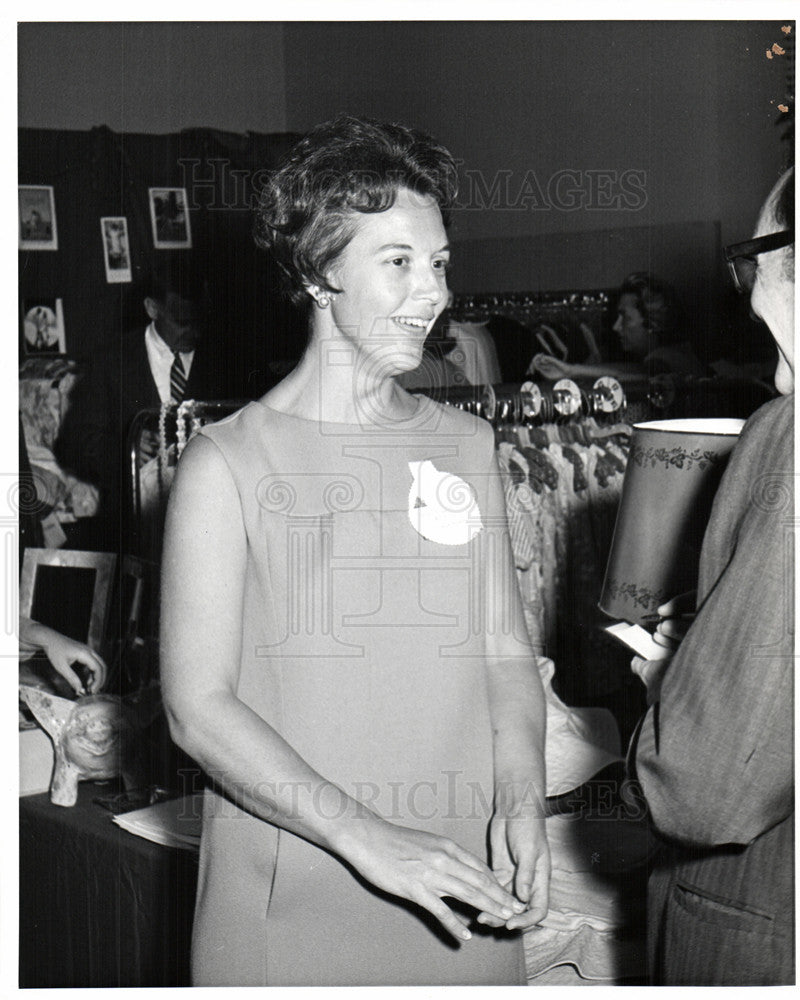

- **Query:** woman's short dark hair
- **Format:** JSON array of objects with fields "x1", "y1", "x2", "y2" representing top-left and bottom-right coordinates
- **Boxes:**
[
  {"x1": 618, "y1": 271, "x2": 682, "y2": 345},
  {"x1": 254, "y1": 115, "x2": 459, "y2": 306}
]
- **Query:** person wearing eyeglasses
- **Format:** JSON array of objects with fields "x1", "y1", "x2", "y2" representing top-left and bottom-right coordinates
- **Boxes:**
[
  {"x1": 628, "y1": 167, "x2": 794, "y2": 985},
  {"x1": 724, "y1": 214, "x2": 795, "y2": 394}
]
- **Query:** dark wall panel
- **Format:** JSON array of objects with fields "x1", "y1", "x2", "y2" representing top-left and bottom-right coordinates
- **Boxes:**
[{"x1": 19, "y1": 126, "x2": 304, "y2": 398}]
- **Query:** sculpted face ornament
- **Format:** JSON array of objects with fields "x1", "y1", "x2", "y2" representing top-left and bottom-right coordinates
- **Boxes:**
[{"x1": 20, "y1": 685, "x2": 133, "y2": 806}]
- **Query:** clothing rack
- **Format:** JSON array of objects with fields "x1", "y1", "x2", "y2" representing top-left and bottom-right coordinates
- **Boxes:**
[
  {"x1": 128, "y1": 372, "x2": 772, "y2": 540},
  {"x1": 421, "y1": 372, "x2": 774, "y2": 427},
  {"x1": 419, "y1": 376, "x2": 631, "y2": 426},
  {"x1": 446, "y1": 288, "x2": 621, "y2": 390},
  {"x1": 449, "y1": 288, "x2": 614, "y2": 324}
]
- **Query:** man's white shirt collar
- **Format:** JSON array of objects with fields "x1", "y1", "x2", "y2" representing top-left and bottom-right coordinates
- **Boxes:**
[
  {"x1": 144, "y1": 322, "x2": 195, "y2": 404},
  {"x1": 144, "y1": 322, "x2": 194, "y2": 363}
]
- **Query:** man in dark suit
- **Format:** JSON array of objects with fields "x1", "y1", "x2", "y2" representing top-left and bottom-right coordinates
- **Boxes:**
[
  {"x1": 630, "y1": 167, "x2": 794, "y2": 984},
  {"x1": 57, "y1": 262, "x2": 223, "y2": 555}
]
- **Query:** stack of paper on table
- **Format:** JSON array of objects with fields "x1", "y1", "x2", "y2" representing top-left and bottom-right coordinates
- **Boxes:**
[{"x1": 112, "y1": 792, "x2": 204, "y2": 850}]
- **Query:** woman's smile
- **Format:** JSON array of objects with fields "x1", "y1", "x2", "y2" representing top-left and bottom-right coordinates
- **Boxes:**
[
  {"x1": 391, "y1": 314, "x2": 435, "y2": 334},
  {"x1": 323, "y1": 187, "x2": 450, "y2": 375}
]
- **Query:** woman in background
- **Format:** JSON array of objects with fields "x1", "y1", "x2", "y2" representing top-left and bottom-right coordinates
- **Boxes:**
[
  {"x1": 161, "y1": 116, "x2": 550, "y2": 987},
  {"x1": 532, "y1": 271, "x2": 705, "y2": 382}
]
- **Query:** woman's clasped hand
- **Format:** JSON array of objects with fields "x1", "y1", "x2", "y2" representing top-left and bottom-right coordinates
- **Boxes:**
[
  {"x1": 338, "y1": 816, "x2": 530, "y2": 940},
  {"x1": 483, "y1": 808, "x2": 550, "y2": 930}
]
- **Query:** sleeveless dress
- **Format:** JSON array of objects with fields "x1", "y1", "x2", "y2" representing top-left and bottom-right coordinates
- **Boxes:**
[{"x1": 189, "y1": 395, "x2": 531, "y2": 986}]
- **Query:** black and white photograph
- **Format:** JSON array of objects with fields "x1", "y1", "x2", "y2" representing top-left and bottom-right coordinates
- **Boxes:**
[
  {"x1": 100, "y1": 216, "x2": 132, "y2": 283},
  {"x1": 148, "y1": 186, "x2": 192, "y2": 248},
  {"x1": 10, "y1": 12, "x2": 795, "y2": 994},
  {"x1": 21, "y1": 298, "x2": 66, "y2": 355},
  {"x1": 18, "y1": 184, "x2": 58, "y2": 250}
]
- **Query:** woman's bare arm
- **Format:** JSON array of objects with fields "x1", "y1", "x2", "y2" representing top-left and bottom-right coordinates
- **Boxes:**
[{"x1": 160, "y1": 434, "x2": 525, "y2": 940}]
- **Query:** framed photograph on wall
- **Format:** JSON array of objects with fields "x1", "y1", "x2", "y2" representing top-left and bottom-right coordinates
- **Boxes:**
[
  {"x1": 19, "y1": 185, "x2": 58, "y2": 250},
  {"x1": 100, "y1": 216, "x2": 132, "y2": 283},
  {"x1": 148, "y1": 187, "x2": 192, "y2": 248},
  {"x1": 21, "y1": 297, "x2": 67, "y2": 355}
]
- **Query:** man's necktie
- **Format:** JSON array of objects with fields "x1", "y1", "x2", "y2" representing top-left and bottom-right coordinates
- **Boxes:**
[{"x1": 170, "y1": 352, "x2": 187, "y2": 404}]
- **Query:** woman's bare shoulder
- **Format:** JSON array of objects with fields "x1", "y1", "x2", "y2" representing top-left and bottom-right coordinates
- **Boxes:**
[{"x1": 168, "y1": 433, "x2": 239, "y2": 517}]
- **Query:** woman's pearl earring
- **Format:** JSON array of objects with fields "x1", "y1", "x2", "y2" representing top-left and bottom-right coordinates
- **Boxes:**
[{"x1": 316, "y1": 294, "x2": 330, "y2": 308}]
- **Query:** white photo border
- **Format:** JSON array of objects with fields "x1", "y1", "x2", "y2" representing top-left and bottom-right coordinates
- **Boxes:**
[
  {"x1": 100, "y1": 216, "x2": 132, "y2": 283},
  {"x1": 21, "y1": 297, "x2": 67, "y2": 356},
  {"x1": 18, "y1": 185, "x2": 58, "y2": 251},
  {"x1": 148, "y1": 186, "x2": 193, "y2": 249}
]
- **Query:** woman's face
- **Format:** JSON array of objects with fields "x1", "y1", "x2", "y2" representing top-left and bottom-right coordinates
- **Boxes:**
[
  {"x1": 325, "y1": 187, "x2": 450, "y2": 378},
  {"x1": 613, "y1": 293, "x2": 650, "y2": 357}
]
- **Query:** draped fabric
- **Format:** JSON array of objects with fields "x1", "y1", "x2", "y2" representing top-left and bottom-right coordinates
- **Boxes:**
[
  {"x1": 495, "y1": 417, "x2": 633, "y2": 704},
  {"x1": 19, "y1": 359, "x2": 100, "y2": 547},
  {"x1": 496, "y1": 415, "x2": 650, "y2": 984}
]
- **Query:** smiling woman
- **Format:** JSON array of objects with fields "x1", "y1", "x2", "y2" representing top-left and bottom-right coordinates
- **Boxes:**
[
  {"x1": 160, "y1": 116, "x2": 550, "y2": 986},
  {"x1": 318, "y1": 187, "x2": 451, "y2": 384},
  {"x1": 253, "y1": 116, "x2": 457, "y2": 417}
]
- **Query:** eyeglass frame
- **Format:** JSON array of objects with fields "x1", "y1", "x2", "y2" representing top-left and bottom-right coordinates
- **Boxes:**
[{"x1": 723, "y1": 229, "x2": 794, "y2": 293}]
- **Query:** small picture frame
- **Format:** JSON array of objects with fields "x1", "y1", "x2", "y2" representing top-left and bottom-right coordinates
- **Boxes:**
[
  {"x1": 20, "y1": 548, "x2": 117, "y2": 657},
  {"x1": 19, "y1": 185, "x2": 58, "y2": 250},
  {"x1": 21, "y1": 297, "x2": 67, "y2": 355},
  {"x1": 100, "y1": 216, "x2": 132, "y2": 283},
  {"x1": 148, "y1": 186, "x2": 192, "y2": 248}
]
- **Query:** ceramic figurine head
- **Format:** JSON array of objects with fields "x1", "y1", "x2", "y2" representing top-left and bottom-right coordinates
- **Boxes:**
[{"x1": 20, "y1": 685, "x2": 131, "y2": 806}]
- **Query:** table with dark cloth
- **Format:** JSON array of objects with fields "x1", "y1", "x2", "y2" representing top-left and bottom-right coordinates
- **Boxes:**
[{"x1": 19, "y1": 782, "x2": 198, "y2": 987}]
